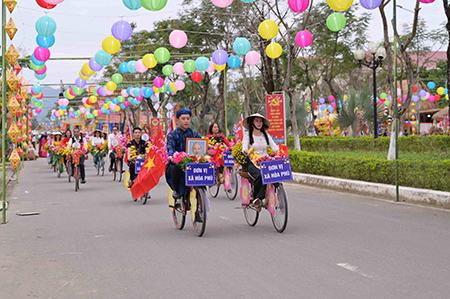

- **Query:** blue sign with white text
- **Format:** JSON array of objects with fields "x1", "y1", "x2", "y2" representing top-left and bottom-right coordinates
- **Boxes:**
[
  {"x1": 185, "y1": 163, "x2": 216, "y2": 187},
  {"x1": 135, "y1": 158, "x2": 145, "y2": 174},
  {"x1": 223, "y1": 151, "x2": 235, "y2": 167},
  {"x1": 260, "y1": 159, "x2": 293, "y2": 185}
]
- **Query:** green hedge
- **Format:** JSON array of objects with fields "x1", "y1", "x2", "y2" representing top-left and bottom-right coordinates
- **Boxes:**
[
  {"x1": 288, "y1": 136, "x2": 450, "y2": 155},
  {"x1": 289, "y1": 151, "x2": 450, "y2": 192}
]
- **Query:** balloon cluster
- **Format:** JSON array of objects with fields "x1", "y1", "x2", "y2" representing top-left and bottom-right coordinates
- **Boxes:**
[
  {"x1": 30, "y1": 16, "x2": 57, "y2": 80},
  {"x1": 30, "y1": 84, "x2": 44, "y2": 114},
  {"x1": 317, "y1": 95, "x2": 337, "y2": 113},
  {"x1": 122, "y1": 0, "x2": 168, "y2": 11},
  {"x1": 36, "y1": 0, "x2": 64, "y2": 9},
  {"x1": 377, "y1": 82, "x2": 448, "y2": 106}
]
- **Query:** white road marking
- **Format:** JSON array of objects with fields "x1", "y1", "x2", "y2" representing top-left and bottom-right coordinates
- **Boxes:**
[
  {"x1": 337, "y1": 263, "x2": 374, "y2": 279},
  {"x1": 219, "y1": 216, "x2": 230, "y2": 221}
]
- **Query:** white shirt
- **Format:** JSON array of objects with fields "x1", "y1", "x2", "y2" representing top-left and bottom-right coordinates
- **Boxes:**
[
  {"x1": 108, "y1": 133, "x2": 120, "y2": 151},
  {"x1": 68, "y1": 136, "x2": 85, "y2": 150},
  {"x1": 242, "y1": 130, "x2": 279, "y2": 156},
  {"x1": 92, "y1": 137, "x2": 104, "y2": 146}
]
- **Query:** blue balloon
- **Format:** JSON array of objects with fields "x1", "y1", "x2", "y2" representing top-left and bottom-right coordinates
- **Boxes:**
[
  {"x1": 32, "y1": 85, "x2": 42, "y2": 94},
  {"x1": 427, "y1": 81, "x2": 436, "y2": 89},
  {"x1": 127, "y1": 61, "x2": 137, "y2": 73},
  {"x1": 35, "y1": 16, "x2": 57, "y2": 37},
  {"x1": 240, "y1": 0, "x2": 256, "y2": 3},
  {"x1": 227, "y1": 55, "x2": 241, "y2": 69},
  {"x1": 195, "y1": 57, "x2": 210, "y2": 72},
  {"x1": 132, "y1": 87, "x2": 141, "y2": 97},
  {"x1": 120, "y1": 103, "x2": 126, "y2": 109},
  {"x1": 119, "y1": 62, "x2": 129, "y2": 74},
  {"x1": 445, "y1": 88, "x2": 448, "y2": 95},
  {"x1": 31, "y1": 54, "x2": 45, "y2": 66},
  {"x1": 122, "y1": 0, "x2": 142, "y2": 10},
  {"x1": 95, "y1": 50, "x2": 112, "y2": 66},
  {"x1": 35, "y1": 73, "x2": 47, "y2": 80},
  {"x1": 112, "y1": 98, "x2": 119, "y2": 104},
  {"x1": 232, "y1": 37, "x2": 251, "y2": 56},
  {"x1": 36, "y1": 35, "x2": 55, "y2": 48},
  {"x1": 143, "y1": 87, "x2": 153, "y2": 98}
]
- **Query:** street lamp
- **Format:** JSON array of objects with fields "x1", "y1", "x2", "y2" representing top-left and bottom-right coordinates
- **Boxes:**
[{"x1": 354, "y1": 43, "x2": 386, "y2": 138}]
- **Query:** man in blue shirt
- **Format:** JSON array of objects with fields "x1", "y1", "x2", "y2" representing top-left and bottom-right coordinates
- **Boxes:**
[{"x1": 166, "y1": 108, "x2": 201, "y2": 199}]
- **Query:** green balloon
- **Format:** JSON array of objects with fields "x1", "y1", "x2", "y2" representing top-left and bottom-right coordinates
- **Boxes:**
[
  {"x1": 112, "y1": 73, "x2": 123, "y2": 84},
  {"x1": 326, "y1": 13, "x2": 347, "y2": 32},
  {"x1": 183, "y1": 60, "x2": 196, "y2": 73},
  {"x1": 30, "y1": 61, "x2": 45, "y2": 71},
  {"x1": 154, "y1": 47, "x2": 171, "y2": 64},
  {"x1": 141, "y1": 0, "x2": 168, "y2": 11},
  {"x1": 117, "y1": 96, "x2": 125, "y2": 103},
  {"x1": 160, "y1": 85, "x2": 167, "y2": 93},
  {"x1": 73, "y1": 86, "x2": 84, "y2": 96},
  {"x1": 162, "y1": 65, "x2": 174, "y2": 76}
]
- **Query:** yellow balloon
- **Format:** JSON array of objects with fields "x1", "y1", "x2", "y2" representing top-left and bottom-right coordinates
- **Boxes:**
[
  {"x1": 89, "y1": 95, "x2": 98, "y2": 104},
  {"x1": 143, "y1": 53, "x2": 157, "y2": 69},
  {"x1": 82, "y1": 63, "x2": 95, "y2": 76},
  {"x1": 437, "y1": 87, "x2": 445, "y2": 96},
  {"x1": 79, "y1": 72, "x2": 89, "y2": 81},
  {"x1": 265, "y1": 42, "x2": 283, "y2": 59},
  {"x1": 170, "y1": 82, "x2": 177, "y2": 92},
  {"x1": 102, "y1": 36, "x2": 121, "y2": 55},
  {"x1": 214, "y1": 64, "x2": 226, "y2": 71},
  {"x1": 115, "y1": 106, "x2": 121, "y2": 112},
  {"x1": 67, "y1": 94, "x2": 75, "y2": 100},
  {"x1": 258, "y1": 20, "x2": 279, "y2": 40},
  {"x1": 89, "y1": 86, "x2": 96, "y2": 93},
  {"x1": 153, "y1": 86, "x2": 159, "y2": 93},
  {"x1": 106, "y1": 81, "x2": 117, "y2": 91},
  {"x1": 326, "y1": 0, "x2": 353, "y2": 12},
  {"x1": 93, "y1": 110, "x2": 99, "y2": 117}
]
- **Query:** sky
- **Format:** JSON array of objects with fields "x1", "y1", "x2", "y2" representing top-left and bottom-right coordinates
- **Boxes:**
[{"x1": 9, "y1": 0, "x2": 447, "y2": 87}]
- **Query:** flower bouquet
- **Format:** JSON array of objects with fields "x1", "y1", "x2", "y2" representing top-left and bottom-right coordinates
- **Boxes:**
[
  {"x1": 171, "y1": 152, "x2": 211, "y2": 171},
  {"x1": 72, "y1": 149, "x2": 84, "y2": 166},
  {"x1": 231, "y1": 142, "x2": 249, "y2": 166}
]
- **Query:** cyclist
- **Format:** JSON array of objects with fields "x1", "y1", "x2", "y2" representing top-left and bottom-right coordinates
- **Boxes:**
[
  {"x1": 242, "y1": 113, "x2": 279, "y2": 209},
  {"x1": 61, "y1": 129, "x2": 72, "y2": 147},
  {"x1": 166, "y1": 108, "x2": 201, "y2": 199},
  {"x1": 127, "y1": 127, "x2": 148, "y2": 188},
  {"x1": 206, "y1": 122, "x2": 231, "y2": 147},
  {"x1": 108, "y1": 125, "x2": 121, "y2": 172},
  {"x1": 68, "y1": 126, "x2": 87, "y2": 184},
  {"x1": 91, "y1": 129, "x2": 105, "y2": 168}
]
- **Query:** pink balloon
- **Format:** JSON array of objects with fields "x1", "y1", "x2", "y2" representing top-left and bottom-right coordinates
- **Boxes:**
[
  {"x1": 169, "y1": 30, "x2": 188, "y2": 49},
  {"x1": 34, "y1": 47, "x2": 51, "y2": 61},
  {"x1": 154, "y1": 76, "x2": 164, "y2": 88},
  {"x1": 211, "y1": 0, "x2": 233, "y2": 8},
  {"x1": 124, "y1": 100, "x2": 130, "y2": 107},
  {"x1": 206, "y1": 61, "x2": 215, "y2": 73},
  {"x1": 121, "y1": 89, "x2": 128, "y2": 97},
  {"x1": 45, "y1": 0, "x2": 64, "y2": 4},
  {"x1": 135, "y1": 59, "x2": 148, "y2": 73},
  {"x1": 288, "y1": 0, "x2": 310, "y2": 13},
  {"x1": 35, "y1": 65, "x2": 47, "y2": 75},
  {"x1": 110, "y1": 103, "x2": 117, "y2": 110},
  {"x1": 79, "y1": 107, "x2": 86, "y2": 113},
  {"x1": 295, "y1": 30, "x2": 313, "y2": 48},
  {"x1": 245, "y1": 51, "x2": 261, "y2": 65},
  {"x1": 419, "y1": 0, "x2": 435, "y2": 3},
  {"x1": 173, "y1": 62, "x2": 185, "y2": 75},
  {"x1": 174, "y1": 80, "x2": 185, "y2": 91}
]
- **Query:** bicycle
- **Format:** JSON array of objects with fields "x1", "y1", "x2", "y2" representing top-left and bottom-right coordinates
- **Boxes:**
[
  {"x1": 208, "y1": 166, "x2": 239, "y2": 201},
  {"x1": 111, "y1": 146, "x2": 124, "y2": 182},
  {"x1": 130, "y1": 157, "x2": 150, "y2": 205},
  {"x1": 56, "y1": 156, "x2": 64, "y2": 178},
  {"x1": 65, "y1": 156, "x2": 72, "y2": 182},
  {"x1": 238, "y1": 158, "x2": 291, "y2": 233},
  {"x1": 95, "y1": 153, "x2": 105, "y2": 176},
  {"x1": 72, "y1": 150, "x2": 84, "y2": 192},
  {"x1": 170, "y1": 162, "x2": 215, "y2": 237}
]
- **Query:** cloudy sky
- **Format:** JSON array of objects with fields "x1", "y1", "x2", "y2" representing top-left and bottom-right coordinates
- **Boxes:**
[{"x1": 10, "y1": 0, "x2": 447, "y2": 86}]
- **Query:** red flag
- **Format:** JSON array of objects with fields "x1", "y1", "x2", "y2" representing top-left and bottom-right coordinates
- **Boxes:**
[
  {"x1": 236, "y1": 114, "x2": 244, "y2": 141},
  {"x1": 130, "y1": 146, "x2": 167, "y2": 200}
]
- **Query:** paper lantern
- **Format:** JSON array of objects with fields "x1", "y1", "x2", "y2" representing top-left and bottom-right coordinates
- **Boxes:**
[
  {"x1": 7, "y1": 95, "x2": 20, "y2": 115},
  {"x1": 8, "y1": 123, "x2": 20, "y2": 143},
  {"x1": 6, "y1": 17, "x2": 17, "y2": 40},
  {"x1": 141, "y1": 0, "x2": 168, "y2": 11},
  {"x1": 5, "y1": 0, "x2": 17, "y2": 13},
  {"x1": 5, "y1": 44, "x2": 19, "y2": 66},
  {"x1": 9, "y1": 148, "x2": 21, "y2": 171},
  {"x1": 326, "y1": 0, "x2": 353, "y2": 11}
]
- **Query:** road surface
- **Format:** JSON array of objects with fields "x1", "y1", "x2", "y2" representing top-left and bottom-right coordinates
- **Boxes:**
[{"x1": 1, "y1": 159, "x2": 450, "y2": 299}]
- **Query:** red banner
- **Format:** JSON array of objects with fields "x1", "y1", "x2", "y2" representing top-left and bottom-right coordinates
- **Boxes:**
[
  {"x1": 266, "y1": 94, "x2": 286, "y2": 144},
  {"x1": 150, "y1": 118, "x2": 163, "y2": 139}
]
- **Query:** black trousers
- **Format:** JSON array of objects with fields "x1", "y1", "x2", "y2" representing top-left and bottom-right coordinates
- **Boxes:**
[
  {"x1": 129, "y1": 161, "x2": 137, "y2": 181},
  {"x1": 247, "y1": 162, "x2": 265, "y2": 200},
  {"x1": 109, "y1": 152, "x2": 116, "y2": 170},
  {"x1": 165, "y1": 162, "x2": 186, "y2": 195},
  {"x1": 72, "y1": 155, "x2": 85, "y2": 180}
]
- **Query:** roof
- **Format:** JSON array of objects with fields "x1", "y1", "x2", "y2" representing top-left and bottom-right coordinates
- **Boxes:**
[{"x1": 432, "y1": 107, "x2": 449, "y2": 120}]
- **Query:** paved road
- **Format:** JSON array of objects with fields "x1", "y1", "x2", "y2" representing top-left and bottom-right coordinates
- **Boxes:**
[{"x1": 1, "y1": 159, "x2": 450, "y2": 299}]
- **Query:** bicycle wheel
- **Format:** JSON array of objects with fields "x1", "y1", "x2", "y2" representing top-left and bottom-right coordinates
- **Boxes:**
[
  {"x1": 67, "y1": 162, "x2": 71, "y2": 182},
  {"x1": 96, "y1": 161, "x2": 100, "y2": 176},
  {"x1": 208, "y1": 178, "x2": 220, "y2": 199},
  {"x1": 101, "y1": 158, "x2": 105, "y2": 176},
  {"x1": 172, "y1": 195, "x2": 186, "y2": 230},
  {"x1": 225, "y1": 168, "x2": 239, "y2": 201},
  {"x1": 271, "y1": 184, "x2": 288, "y2": 233},
  {"x1": 112, "y1": 160, "x2": 117, "y2": 181},
  {"x1": 244, "y1": 204, "x2": 259, "y2": 227},
  {"x1": 74, "y1": 166, "x2": 80, "y2": 192},
  {"x1": 118, "y1": 159, "x2": 123, "y2": 182},
  {"x1": 142, "y1": 193, "x2": 149, "y2": 205},
  {"x1": 192, "y1": 188, "x2": 207, "y2": 237}
]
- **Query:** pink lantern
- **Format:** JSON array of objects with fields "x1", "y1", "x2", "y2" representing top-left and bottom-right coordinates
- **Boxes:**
[
  {"x1": 135, "y1": 59, "x2": 148, "y2": 73},
  {"x1": 288, "y1": 0, "x2": 310, "y2": 13},
  {"x1": 173, "y1": 62, "x2": 185, "y2": 76},
  {"x1": 211, "y1": 0, "x2": 233, "y2": 8},
  {"x1": 154, "y1": 76, "x2": 164, "y2": 88},
  {"x1": 245, "y1": 51, "x2": 261, "y2": 65},
  {"x1": 295, "y1": 30, "x2": 313, "y2": 48},
  {"x1": 34, "y1": 47, "x2": 51, "y2": 61},
  {"x1": 169, "y1": 30, "x2": 188, "y2": 49},
  {"x1": 174, "y1": 80, "x2": 186, "y2": 91},
  {"x1": 419, "y1": 0, "x2": 435, "y2": 3},
  {"x1": 35, "y1": 65, "x2": 47, "y2": 75}
]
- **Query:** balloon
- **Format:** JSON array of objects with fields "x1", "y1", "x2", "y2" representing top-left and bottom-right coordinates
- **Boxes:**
[
  {"x1": 135, "y1": 59, "x2": 148, "y2": 73},
  {"x1": 437, "y1": 87, "x2": 445, "y2": 95},
  {"x1": 82, "y1": 63, "x2": 95, "y2": 76},
  {"x1": 245, "y1": 51, "x2": 261, "y2": 65},
  {"x1": 195, "y1": 57, "x2": 210, "y2": 72},
  {"x1": 227, "y1": 55, "x2": 241, "y2": 69},
  {"x1": 73, "y1": 86, "x2": 84, "y2": 96},
  {"x1": 183, "y1": 60, "x2": 196, "y2": 73},
  {"x1": 295, "y1": 30, "x2": 313, "y2": 48},
  {"x1": 95, "y1": 50, "x2": 112, "y2": 66},
  {"x1": 379, "y1": 92, "x2": 387, "y2": 99},
  {"x1": 214, "y1": 63, "x2": 226, "y2": 71},
  {"x1": 359, "y1": 0, "x2": 382, "y2": 9},
  {"x1": 34, "y1": 47, "x2": 50, "y2": 61},
  {"x1": 36, "y1": 0, "x2": 56, "y2": 10},
  {"x1": 240, "y1": 0, "x2": 256, "y2": 2},
  {"x1": 143, "y1": 53, "x2": 157, "y2": 68},
  {"x1": 169, "y1": 30, "x2": 188, "y2": 49},
  {"x1": 206, "y1": 61, "x2": 215, "y2": 73},
  {"x1": 89, "y1": 57, "x2": 103, "y2": 72},
  {"x1": 35, "y1": 16, "x2": 57, "y2": 37},
  {"x1": 232, "y1": 37, "x2": 251, "y2": 56},
  {"x1": 102, "y1": 36, "x2": 121, "y2": 54},
  {"x1": 154, "y1": 47, "x2": 171, "y2": 64},
  {"x1": 35, "y1": 65, "x2": 47, "y2": 75},
  {"x1": 326, "y1": 0, "x2": 353, "y2": 11},
  {"x1": 419, "y1": 89, "x2": 427, "y2": 97},
  {"x1": 162, "y1": 64, "x2": 174, "y2": 76},
  {"x1": 174, "y1": 80, "x2": 185, "y2": 91},
  {"x1": 35, "y1": 73, "x2": 47, "y2": 80},
  {"x1": 154, "y1": 77, "x2": 164, "y2": 88},
  {"x1": 419, "y1": 0, "x2": 435, "y2": 3},
  {"x1": 173, "y1": 62, "x2": 185, "y2": 75},
  {"x1": 211, "y1": 0, "x2": 233, "y2": 8},
  {"x1": 141, "y1": 0, "x2": 168, "y2": 11},
  {"x1": 122, "y1": 0, "x2": 141, "y2": 10},
  {"x1": 106, "y1": 81, "x2": 117, "y2": 91},
  {"x1": 31, "y1": 55, "x2": 45, "y2": 66},
  {"x1": 288, "y1": 0, "x2": 310, "y2": 13},
  {"x1": 191, "y1": 71, "x2": 202, "y2": 83},
  {"x1": 36, "y1": 35, "x2": 55, "y2": 48},
  {"x1": 265, "y1": 42, "x2": 283, "y2": 59},
  {"x1": 427, "y1": 81, "x2": 436, "y2": 89},
  {"x1": 119, "y1": 62, "x2": 129, "y2": 73},
  {"x1": 258, "y1": 20, "x2": 279, "y2": 40},
  {"x1": 212, "y1": 49, "x2": 228, "y2": 65},
  {"x1": 127, "y1": 61, "x2": 137, "y2": 73},
  {"x1": 30, "y1": 61, "x2": 44, "y2": 71},
  {"x1": 326, "y1": 13, "x2": 347, "y2": 32},
  {"x1": 112, "y1": 73, "x2": 123, "y2": 84},
  {"x1": 111, "y1": 20, "x2": 133, "y2": 41},
  {"x1": 143, "y1": 87, "x2": 153, "y2": 98},
  {"x1": 412, "y1": 95, "x2": 419, "y2": 102},
  {"x1": 89, "y1": 95, "x2": 98, "y2": 104}
]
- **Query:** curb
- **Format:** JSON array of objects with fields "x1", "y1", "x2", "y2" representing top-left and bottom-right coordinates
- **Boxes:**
[{"x1": 292, "y1": 173, "x2": 450, "y2": 208}]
